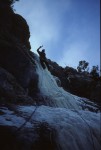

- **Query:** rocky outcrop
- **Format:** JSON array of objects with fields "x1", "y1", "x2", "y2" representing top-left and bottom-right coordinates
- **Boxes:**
[
  {"x1": 90, "y1": 80, "x2": 101, "y2": 104},
  {"x1": 48, "y1": 60, "x2": 101, "y2": 105},
  {"x1": 0, "y1": 123, "x2": 57, "y2": 150},
  {"x1": 12, "y1": 13, "x2": 31, "y2": 50},
  {"x1": 0, "y1": 1, "x2": 31, "y2": 49},
  {"x1": 0, "y1": 1, "x2": 39, "y2": 101},
  {"x1": 0, "y1": 67, "x2": 34, "y2": 104}
]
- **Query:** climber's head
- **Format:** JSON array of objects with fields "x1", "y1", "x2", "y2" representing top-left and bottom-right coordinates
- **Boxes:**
[{"x1": 42, "y1": 49, "x2": 45, "y2": 53}]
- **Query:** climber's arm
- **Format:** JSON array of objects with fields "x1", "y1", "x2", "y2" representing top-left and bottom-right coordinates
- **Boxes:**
[{"x1": 37, "y1": 45, "x2": 43, "y2": 53}]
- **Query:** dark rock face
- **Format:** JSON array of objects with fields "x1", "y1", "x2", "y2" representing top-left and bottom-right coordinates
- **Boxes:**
[
  {"x1": 0, "y1": 122, "x2": 57, "y2": 150},
  {"x1": 0, "y1": 67, "x2": 34, "y2": 104},
  {"x1": 0, "y1": 1, "x2": 31, "y2": 49},
  {"x1": 90, "y1": 80, "x2": 101, "y2": 104},
  {"x1": 31, "y1": 122, "x2": 57, "y2": 150},
  {"x1": 0, "y1": 1, "x2": 39, "y2": 101},
  {"x1": 12, "y1": 13, "x2": 31, "y2": 50},
  {"x1": 0, "y1": 126, "x2": 19, "y2": 150}
]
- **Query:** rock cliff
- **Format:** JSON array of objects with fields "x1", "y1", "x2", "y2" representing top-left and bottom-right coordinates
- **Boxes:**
[{"x1": 0, "y1": 1, "x2": 38, "y2": 104}]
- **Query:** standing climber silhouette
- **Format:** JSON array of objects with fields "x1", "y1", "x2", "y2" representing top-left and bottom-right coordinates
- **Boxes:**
[{"x1": 37, "y1": 45, "x2": 50, "y2": 70}]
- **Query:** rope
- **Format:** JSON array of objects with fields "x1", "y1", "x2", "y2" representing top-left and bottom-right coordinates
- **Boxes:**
[{"x1": 15, "y1": 106, "x2": 38, "y2": 133}]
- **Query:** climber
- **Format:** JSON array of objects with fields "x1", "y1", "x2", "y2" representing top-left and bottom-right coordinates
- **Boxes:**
[{"x1": 37, "y1": 45, "x2": 50, "y2": 70}]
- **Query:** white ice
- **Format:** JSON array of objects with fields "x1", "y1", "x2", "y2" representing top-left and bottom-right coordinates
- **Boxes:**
[
  {"x1": 0, "y1": 105, "x2": 100, "y2": 150},
  {"x1": 35, "y1": 55, "x2": 81, "y2": 110},
  {"x1": 35, "y1": 55, "x2": 99, "y2": 112},
  {"x1": 0, "y1": 54, "x2": 100, "y2": 150}
]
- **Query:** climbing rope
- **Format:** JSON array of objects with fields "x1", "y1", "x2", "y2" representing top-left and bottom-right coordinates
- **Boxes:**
[{"x1": 15, "y1": 105, "x2": 38, "y2": 133}]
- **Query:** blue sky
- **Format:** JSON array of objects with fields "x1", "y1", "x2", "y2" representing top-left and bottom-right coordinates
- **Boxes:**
[{"x1": 14, "y1": 0, "x2": 100, "y2": 70}]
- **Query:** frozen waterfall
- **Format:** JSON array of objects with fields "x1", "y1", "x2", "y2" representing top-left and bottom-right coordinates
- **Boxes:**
[
  {"x1": 35, "y1": 55, "x2": 81, "y2": 110},
  {"x1": 0, "y1": 54, "x2": 100, "y2": 150}
]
